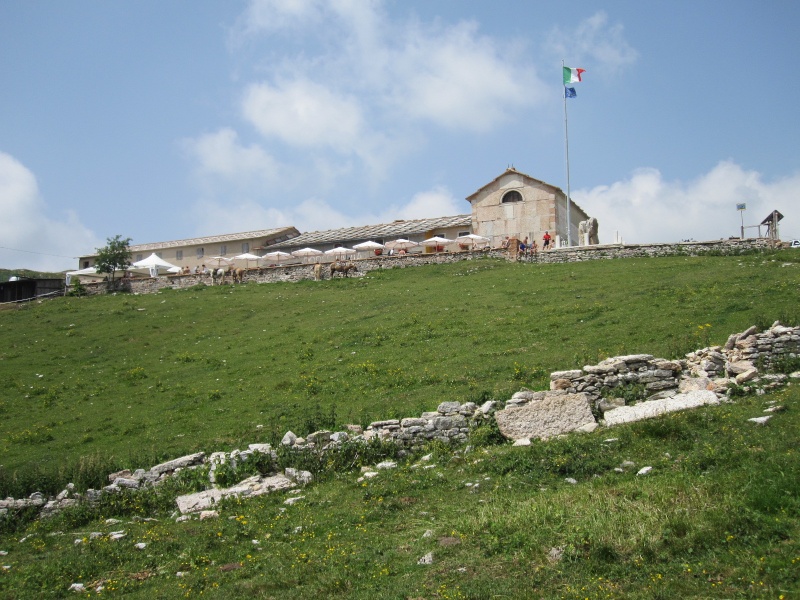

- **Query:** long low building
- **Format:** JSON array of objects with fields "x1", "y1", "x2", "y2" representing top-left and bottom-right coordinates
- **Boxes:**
[{"x1": 77, "y1": 168, "x2": 591, "y2": 271}]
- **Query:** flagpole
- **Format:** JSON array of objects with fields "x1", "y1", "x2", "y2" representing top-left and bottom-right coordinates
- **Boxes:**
[{"x1": 562, "y1": 60, "x2": 572, "y2": 247}]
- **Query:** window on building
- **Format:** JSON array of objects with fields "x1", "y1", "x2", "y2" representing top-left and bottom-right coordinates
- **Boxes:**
[
  {"x1": 82, "y1": 260, "x2": 90, "y2": 269},
  {"x1": 136, "y1": 254, "x2": 143, "y2": 262},
  {"x1": 501, "y1": 190, "x2": 523, "y2": 203},
  {"x1": 156, "y1": 252, "x2": 162, "y2": 258},
  {"x1": 458, "y1": 231, "x2": 470, "y2": 237},
  {"x1": 241, "y1": 242, "x2": 250, "y2": 253},
  {"x1": 197, "y1": 247, "x2": 205, "y2": 258},
  {"x1": 220, "y1": 245, "x2": 227, "y2": 256},
  {"x1": 176, "y1": 250, "x2": 183, "y2": 261}
]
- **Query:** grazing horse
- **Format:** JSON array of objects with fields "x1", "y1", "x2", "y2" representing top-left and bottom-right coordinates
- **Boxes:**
[
  {"x1": 233, "y1": 268, "x2": 245, "y2": 284},
  {"x1": 211, "y1": 267, "x2": 226, "y2": 285},
  {"x1": 330, "y1": 261, "x2": 358, "y2": 278}
]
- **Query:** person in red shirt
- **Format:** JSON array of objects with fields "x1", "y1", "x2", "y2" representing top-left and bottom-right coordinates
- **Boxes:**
[{"x1": 542, "y1": 231, "x2": 552, "y2": 250}]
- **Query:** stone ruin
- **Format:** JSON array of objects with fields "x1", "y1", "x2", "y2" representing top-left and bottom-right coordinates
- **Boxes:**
[
  {"x1": 578, "y1": 217, "x2": 599, "y2": 245},
  {"x1": 2, "y1": 322, "x2": 798, "y2": 520}
]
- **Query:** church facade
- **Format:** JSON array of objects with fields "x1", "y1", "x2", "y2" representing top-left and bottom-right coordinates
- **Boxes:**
[{"x1": 467, "y1": 167, "x2": 590, "y2": 247}]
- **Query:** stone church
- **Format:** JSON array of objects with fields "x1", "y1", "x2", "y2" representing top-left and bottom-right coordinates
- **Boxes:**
[{"x1": 467, "y1": 167, "x2": 590, "y2": 247}]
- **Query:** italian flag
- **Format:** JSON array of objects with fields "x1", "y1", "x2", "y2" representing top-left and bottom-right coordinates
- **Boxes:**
[{"x1": 563, "y1": 66, "x2": 585, "y2": 85}]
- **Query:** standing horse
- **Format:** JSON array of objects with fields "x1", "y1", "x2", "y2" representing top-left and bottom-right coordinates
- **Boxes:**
[
  {"x1": 211, "y1": 267, "x2": 226, "y2": 285},
  {"x1": 330, "y1": 261, "x2": 358, "y2": 278},
  {"x1": 233, "y1": 268, "x2": 245, "y2": 283}
]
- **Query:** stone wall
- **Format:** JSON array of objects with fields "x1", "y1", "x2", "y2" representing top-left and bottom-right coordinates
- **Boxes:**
[
  {"x1": 2, "y1": 322, "x2": 797, "y2": 520},
  {"x1": 77, "y1": 238, "x2": 773, "y2": 296}
]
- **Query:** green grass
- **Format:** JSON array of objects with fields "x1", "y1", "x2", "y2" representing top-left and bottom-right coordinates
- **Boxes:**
[
  {"x1": 1, "y1": 251, "x2": 799, "y2": 598},
  {"x1": 1, "y1": 252, "x2": 799, "y2": 493},
  {"x1": 1, "y1": 387, "x2": 798, "y2": 599}
]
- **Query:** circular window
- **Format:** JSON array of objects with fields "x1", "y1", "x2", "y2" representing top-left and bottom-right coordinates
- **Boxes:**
[{"x1": 501, "y1": 190, "x2": 523, "y2": 203}]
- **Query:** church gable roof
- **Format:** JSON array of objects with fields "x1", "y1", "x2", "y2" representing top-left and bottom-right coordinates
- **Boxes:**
[{"x1": 465, "y1": 167, "x2": 563, "y2": 202}]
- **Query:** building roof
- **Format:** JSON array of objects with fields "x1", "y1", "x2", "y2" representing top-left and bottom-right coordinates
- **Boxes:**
[
  {"x1": 466, "y1": 167, "x2": 590, "y2": 219},
  {"x1": 262, "y1": 215, "x2": 472, "y2": 250},
  {"x1": 127, "y1": 226, "x2": 300, "y2": 251},
  {"x1": 80, "y1": 227, "x2": 300, "y2": 259},
  {"x1": 465, "y1": 167, "x2": 563, "y2": 201}
]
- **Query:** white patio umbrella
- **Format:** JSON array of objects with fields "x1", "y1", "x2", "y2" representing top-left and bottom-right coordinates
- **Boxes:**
[
  {"x1": 261, "y1": 251, "x2": 293, "y2": 264},
  {"x1": 454, "y1": 233, "x2": 490, "y2": 249},
  {"x1": 384, "y1": 239, "x2": 419, "y2": 252},
  {"x1": 206, "y1": 256, "x2": 232, "y2": 268},
  {"x1": 291, "y1": 247, "x2": 324, "y2": 263},
  {"x1": 353, "y1": 241, "x2": 385, "y2": 251},
  {"x1": 233, "y1": 252, "x2": 261, "y2": 268},
  {"x1": 353, "y1": 240, "x2": 385, "y2": 257},
  {"x1": 324, "y1": 246, "x2": 356, "y2": 260},
  {"x1": 421, "y1": 236, "x2": 453, "y2": 252}
]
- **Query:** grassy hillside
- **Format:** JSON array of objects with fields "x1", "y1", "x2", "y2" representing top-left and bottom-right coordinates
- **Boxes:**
[
  {"x1": 1, "y1": 252, "x2": 799, "y2": 494},
  {"x1": 1, "y1": 251, "x2": 799, "y2": 598}
]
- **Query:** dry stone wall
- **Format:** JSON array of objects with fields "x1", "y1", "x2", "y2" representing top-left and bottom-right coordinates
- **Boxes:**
[
  {"x1": 77, "y1": 238, "x2": 772, "y2": 296},
  {"x1": 3, "y1": 322, "x2": 798, "y2": 520}
]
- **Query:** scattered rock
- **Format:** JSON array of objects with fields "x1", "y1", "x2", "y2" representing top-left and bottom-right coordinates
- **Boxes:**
[
  {"x1": 547, "y1": 546, "x2": 564, "y2": 563},
  {"x1": 748, "y1": 416, "x2": 772, "y2": 425}
]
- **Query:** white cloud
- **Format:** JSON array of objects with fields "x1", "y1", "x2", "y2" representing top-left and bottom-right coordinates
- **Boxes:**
[
  {"x1": 236, "y1": 0, "x2": 326, "y2": 34},
  {"x1": 575, "y1": 161, "x2": 799, "y2": 244},
  {"x1": 0, "y1": 152, "x2": 100, "y2": 272},
  {"x1": 184, "y1": 128, "x2": 281, "y2": 183},
  {"x1": 547, "y1": 11, "x2": 638, "y2": 76},
  {"x1": 393, "y1": 21, "x2": 543, "y2": 131},
  {"x1": 235, "y1": 0, "x2": 544, "y2": 134},
  {"x1": 388, "y1": 186, "x2": 466, "y2": 221},
  {"x1": 242, "y1": 79, "x2": 365, "y2": 152}
]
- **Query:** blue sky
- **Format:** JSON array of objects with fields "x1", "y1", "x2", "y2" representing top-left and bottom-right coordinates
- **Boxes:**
[{"x1": 1, "y1": 0, "x2": 799, "y2": 271}]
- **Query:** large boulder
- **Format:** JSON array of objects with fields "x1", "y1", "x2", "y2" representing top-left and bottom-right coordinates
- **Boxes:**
[{"x1": 494, "y1": 392, "x2": 596, "y2": 441}]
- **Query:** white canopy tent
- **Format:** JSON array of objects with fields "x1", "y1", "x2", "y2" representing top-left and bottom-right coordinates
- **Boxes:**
[
  {"x1": 130, "y1": 253, "x2": 180, "y2": 277},
  {"x1": 65, "y1": 266, "x2": 127, "y2": 286}
]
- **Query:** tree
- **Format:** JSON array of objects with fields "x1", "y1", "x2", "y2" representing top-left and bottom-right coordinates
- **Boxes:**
[{"x1": 95, "y1": 235, "x2": 132, "y2": 291}]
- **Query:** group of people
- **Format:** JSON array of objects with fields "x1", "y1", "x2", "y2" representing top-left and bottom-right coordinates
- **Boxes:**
[
  {"x1": 500, "y1": 231, "x2": 553, "y2": 256},
  {"x1": 179, "y1": 265, "x2": 211, "y2": 275}
]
